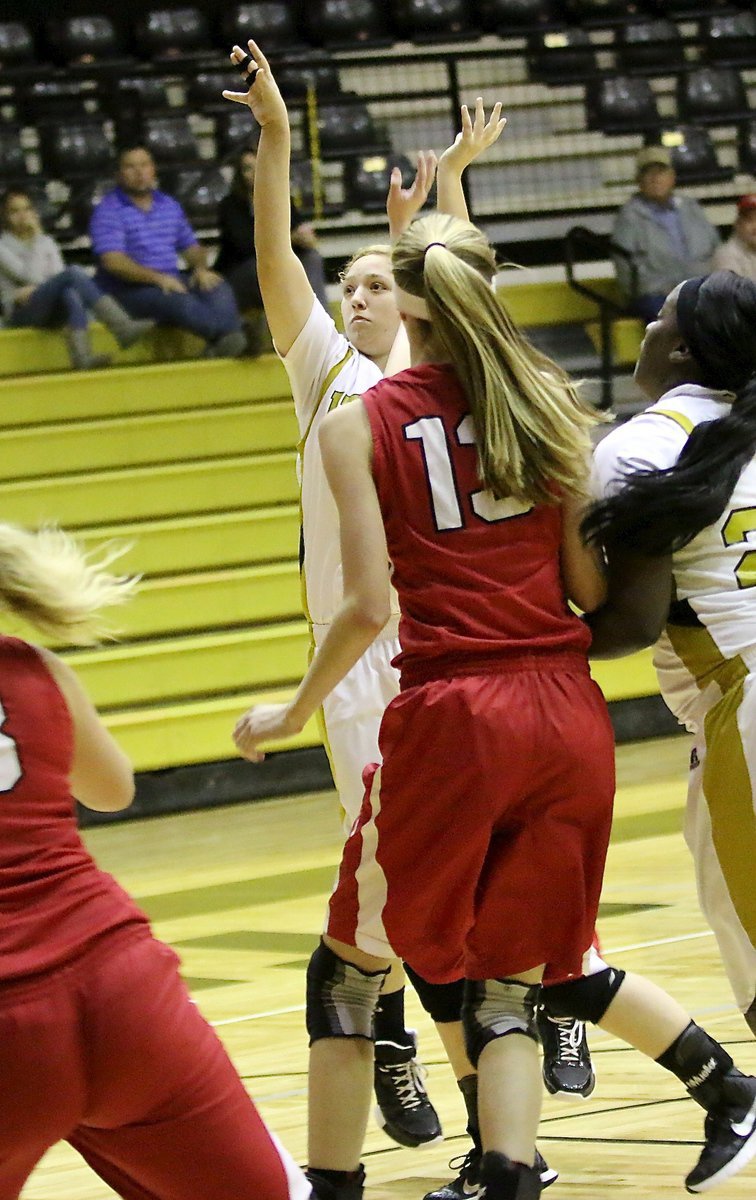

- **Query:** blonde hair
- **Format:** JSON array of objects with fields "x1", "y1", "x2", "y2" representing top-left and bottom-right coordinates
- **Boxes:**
[
  {"x1": 392, "y1": 213, "x2": 599, "y2": 505},
  {"x1": 339, "y1": 243, "x2": 392, "y2": 282},
  {"x1": 0, "y1": 524, "x2": 137, "y2": 644}
]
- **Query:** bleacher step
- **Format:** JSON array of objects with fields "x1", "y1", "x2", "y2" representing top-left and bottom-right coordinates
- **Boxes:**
[
  {"x1": 0, "y1": 402, "x2": 298, "y2": 481},
  {"x1": 0, "y1": 353, "x2": 289, "y2": 424},
  {"x1": 75, "y1": 506, "x2": 301, "y2": 577},
  {"x1": 63, "y1": 621, "x2": 310, "y2": 709},
  {"x1": 524, "y1": 322, "x2": 602, "y2": 373},
  {"x1": 104, "y1": 685, "x2": 320, "y2": 773},
  {"x1": 0, "y1": 451, "x2": 298, "y2": 527}
]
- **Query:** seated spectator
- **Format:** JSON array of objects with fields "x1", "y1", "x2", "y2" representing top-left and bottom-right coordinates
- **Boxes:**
[
  {"x1": 0, "y1": 189, "x2": 154, "y2": 370},
  {"x1": 215, "y1": 147, "x2": 329, "y2": 317},
  {"x1": 612, "y1": 146, "x2": 720, "y2": 321},
  {"x1": 713, "y1": 193, "x2": 756, "y2": 281},
  {"x1": 90, "y1": 146, "x2": 246, "y2": 358}
]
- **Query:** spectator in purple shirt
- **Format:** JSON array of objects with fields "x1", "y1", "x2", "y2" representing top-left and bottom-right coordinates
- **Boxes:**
[{"x1": 90, "y1": 146, "x2": 246, "y2": 357}]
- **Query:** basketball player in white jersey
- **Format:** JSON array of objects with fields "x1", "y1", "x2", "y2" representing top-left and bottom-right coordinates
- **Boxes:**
[{"x1": 588, "y1": 272, "x2": 756, "y2": 1052}]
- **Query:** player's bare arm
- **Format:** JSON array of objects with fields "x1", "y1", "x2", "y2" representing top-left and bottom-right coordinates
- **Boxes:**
[
  {"x1": 437, "y1": 97, "x2": 507, "y2": 222},
  {"x1": 233, "y1": 403, "x2": 391, "y2": 761},
  {"x1": 224, "y1": 39, "x2": 314, "y2": 355},
  {"x1": 585, "y1": 547, "x2": 673, "y2": 658},
  {"x1": 386, "y1": 150, "x2": 438, "y2": 243},
  {"x1": 40, "y1": 648, "x2": 135, "y2": 811},
  {"x1": 560, "y1": 491, "x2": 607, "y2": 614}
]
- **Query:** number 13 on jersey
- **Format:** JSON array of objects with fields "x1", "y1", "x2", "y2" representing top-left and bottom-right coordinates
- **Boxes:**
[{"x1": 404, "y1": 414, "x2": 533, "y2": 531}]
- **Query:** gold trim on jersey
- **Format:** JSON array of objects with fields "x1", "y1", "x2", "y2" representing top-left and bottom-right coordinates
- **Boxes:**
[
  {"x1": 297, "y1": 346, "x2": 355, "y2": 456},
  {"x1": 653, "y1": 409, "x2": 696, "y2": 435},
  {"x1": 666, "y1": 623, "x2": 756, "y2": 941}
]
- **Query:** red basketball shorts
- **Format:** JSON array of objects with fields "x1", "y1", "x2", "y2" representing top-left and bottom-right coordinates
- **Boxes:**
[
  {"x1": 0, "y1": 926, "x2": 308, "y2": 1200},
  {"x1": 327, "y1": 661, "x2": 615, "y2": 983}
]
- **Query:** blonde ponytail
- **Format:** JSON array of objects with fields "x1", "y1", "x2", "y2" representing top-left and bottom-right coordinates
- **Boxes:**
[
  {"x1": 392, "y1": 213, "x2": 599, "y2": 505},
  {"x1": 0, "y1": 523, "x2": 137, "y2": 644}
]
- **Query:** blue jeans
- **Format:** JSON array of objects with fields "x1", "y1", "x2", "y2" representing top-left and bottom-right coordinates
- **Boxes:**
[
  {"x1": 101, "y1": 274, "x2": 242, "y2": 342},
  {"x1": 10, "y1": 266, "x2": 101, "y2": 331}
]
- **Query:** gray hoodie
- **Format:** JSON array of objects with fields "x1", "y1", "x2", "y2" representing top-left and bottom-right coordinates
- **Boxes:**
[
  {"x1": 0, "y1": 232, "x2": 65, "y2": 319},
  {"x1": 611, "y1": 193, "x2": 720, "y2": 304}
]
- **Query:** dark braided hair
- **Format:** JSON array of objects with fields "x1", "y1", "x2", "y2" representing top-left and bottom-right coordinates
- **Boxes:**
[{"x1": 583, "y1": 271, "x2": 756, "y2": 555}]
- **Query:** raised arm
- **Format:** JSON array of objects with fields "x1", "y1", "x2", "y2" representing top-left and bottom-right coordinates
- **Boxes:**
[
  {"x1": 385, "y1": 150, "x2": 437, "y2": 243},
  {"x1": 224, "y1": 40, "x2": 315, "y2": 355},
  {"x1": 233, "y1": 400, "x2": 390, "y2": 761},
  {"x1": 437, "y1": 97, "x2": 506, "y2": 222},
  {"x1": 383, "y1": 151, "x2": 437, "y2": 376}
]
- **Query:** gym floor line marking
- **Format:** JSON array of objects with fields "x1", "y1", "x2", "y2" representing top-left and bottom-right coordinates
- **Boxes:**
[
  {"x1": 608, "y1": 929, "x2": 714, "y2": 954},
  {"x1": 212, "y1": 1003, "x2": 305, "y2": 1026},
  {"x1": 209, "y1": 928, "x2": 717, "y2": 1027}
]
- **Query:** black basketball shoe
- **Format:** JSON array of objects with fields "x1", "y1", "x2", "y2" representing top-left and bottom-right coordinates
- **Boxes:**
[
  {"x1": 374, "y1": 1031, "x2": 443, "y2": 1147},
  {"x1": 422, "y1": 1147, "x2": 557, "y2": 1199},
  {"x1": 538, "y1": 1009, "x2": 595, "y2": 1099},
  {"x1": 685, "y1": 1075, "x2": 756, "y2": 1192}
]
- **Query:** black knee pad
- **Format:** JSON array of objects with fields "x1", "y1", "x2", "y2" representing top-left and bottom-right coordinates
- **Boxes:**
[
  {"x1": 543, "y1": 966, "x2": 626, "y2": 1025},
  {"x1": 306, "y1": 939, "x2": 388, "y2": 1045},
  {"x1": 404, "y1": 963, "x2": 464, "y2": 1023},
  {"x1": 462, "y1": 978, "x2": 541, "y2": 1069}
]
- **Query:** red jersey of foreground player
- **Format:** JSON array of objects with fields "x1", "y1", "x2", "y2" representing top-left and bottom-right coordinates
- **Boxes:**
[
  {"x1": 0, "y1": 636, "x2": 147, "y2": 983},
  {"x1": 364, "y1": 362, "x2": 591, "y2": 687}
]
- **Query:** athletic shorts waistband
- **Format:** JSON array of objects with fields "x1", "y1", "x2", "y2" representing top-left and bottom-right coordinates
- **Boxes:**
[
  {"x1": 399, "y1": 650, "x2": 590, "y2": 690},
  {"x1": 0, "y1": 920, "x2": 152, "y2": 1005}
]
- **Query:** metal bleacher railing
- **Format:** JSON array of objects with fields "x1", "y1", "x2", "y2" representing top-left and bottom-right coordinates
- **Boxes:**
[{"x1": 0, "y1": 7, "x2": 753, "y2": 271}]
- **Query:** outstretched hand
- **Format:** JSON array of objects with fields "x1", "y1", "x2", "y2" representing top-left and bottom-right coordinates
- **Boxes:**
[
  {"x1": 440, "y1": 97, "x2": 507, "y2": 174},
  {"x1": 386, "y1": 150, "x2": 438, "y2": 241},
  {"x1": 222, "y1": 38, "x2": 288, "y2": 128},
  {"x1": 233, "y1": 702, "x2": 302, "y2": 763}
]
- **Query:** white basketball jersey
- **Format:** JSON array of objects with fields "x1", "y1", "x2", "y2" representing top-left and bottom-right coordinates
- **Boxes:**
[
  {"x1": 593, "y1": 384, "x2": 756, "y2": 729},
  {"x1": 280, "y1": 299, "x2": 400, "y2": 637}
]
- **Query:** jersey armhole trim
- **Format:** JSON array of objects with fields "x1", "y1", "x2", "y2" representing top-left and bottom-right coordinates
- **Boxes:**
[
  {"x1": 297, "y1": 346, "x2": 355, "y2": 455},
  {"x1": 653, "y1": 409, "x2": 695, "y2": 436}
]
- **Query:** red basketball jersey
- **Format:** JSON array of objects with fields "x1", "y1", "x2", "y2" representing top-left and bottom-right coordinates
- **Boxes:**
[
  {"x1": 363, "y1": 363, "x2": 591, "y2": 685},
  {"x1": 0, "y1": 637, "x2": 148, "y2": 983}
]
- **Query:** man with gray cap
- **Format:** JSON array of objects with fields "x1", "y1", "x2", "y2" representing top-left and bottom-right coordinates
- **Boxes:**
[{"x1": 611, "y1": 145, "x2": 720, "y2": 321}]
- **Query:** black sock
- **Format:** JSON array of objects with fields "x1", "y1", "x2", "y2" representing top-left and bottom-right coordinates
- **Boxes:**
[
  {"x1": 656, "y1": 1020, "x2": 736, "y2": 1110},
  {"x1": 307, "y1": 1167, "x2": 362, "y2": 1186},
  {"x1": 374, "y1": 987, "x2": 409, "y2": 1044},
  {"x1": 458, "y1": 1073, "x2": 480, "y2": 1148}
]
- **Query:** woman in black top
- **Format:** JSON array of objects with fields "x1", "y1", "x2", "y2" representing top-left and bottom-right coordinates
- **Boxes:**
[{"x1": 216, "y1": 147, "x2": 329, "y2": 313}]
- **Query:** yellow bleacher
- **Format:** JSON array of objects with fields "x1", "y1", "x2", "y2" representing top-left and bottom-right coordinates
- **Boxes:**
[{"x1": 0, "y1": 286, "x2": 653, "y2": 775}]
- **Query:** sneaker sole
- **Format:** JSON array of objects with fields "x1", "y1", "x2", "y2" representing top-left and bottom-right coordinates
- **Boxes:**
[
  {"x1": 543, "y1": 1072, "x2": 596, "y2": 1101},
  {"x1": 374, "y1": 1107, "x2": 444, "y2": 1149},
  {"x1": 686, "y1": 1124, "x2": 756, "y2": 1193}
]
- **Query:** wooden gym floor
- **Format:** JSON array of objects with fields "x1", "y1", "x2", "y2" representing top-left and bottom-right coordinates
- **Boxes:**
[{"x1": 22, "y1": 734, "x2": 756, "y2": 1199}]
